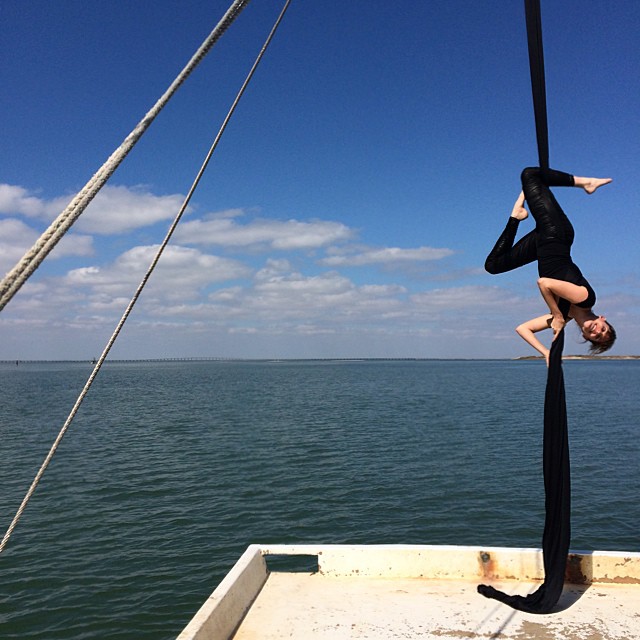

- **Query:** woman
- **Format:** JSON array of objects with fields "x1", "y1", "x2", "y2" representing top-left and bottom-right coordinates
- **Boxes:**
[{"x1": 485, "y1": 167, "x2": 616, "y2": 363}]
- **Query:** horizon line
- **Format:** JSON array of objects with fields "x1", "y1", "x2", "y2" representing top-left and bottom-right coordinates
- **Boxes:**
[{"x1": 2, "y1": 355, "x2": 638, "y2": 364}]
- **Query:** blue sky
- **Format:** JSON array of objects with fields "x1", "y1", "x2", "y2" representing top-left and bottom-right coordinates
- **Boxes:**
[{"x1": 0, "y1": 0, "x2": 638, "y2": 360}]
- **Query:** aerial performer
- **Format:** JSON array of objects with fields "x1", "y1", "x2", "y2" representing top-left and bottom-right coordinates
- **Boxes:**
[
  {"x1": 479, "y1": 166, "x2": 614, "y2": 613},
  {"x1": 485, "y1": 167, "x2": 615, "y2": 362}
]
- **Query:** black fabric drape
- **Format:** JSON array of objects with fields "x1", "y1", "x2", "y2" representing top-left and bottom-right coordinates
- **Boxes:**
[
  {"x1": 478, "y1": 315, "x2": 571, "y2": 613},
  {"x1": 477, "y1": 1, "x2": 570, "y2": 613},
  {"x1": 524, "y1": 0, "x2": 549, "y2": 170}
]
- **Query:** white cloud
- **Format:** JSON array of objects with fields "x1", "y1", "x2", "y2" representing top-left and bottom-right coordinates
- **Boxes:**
[
  {"x1": 0, "y1": 218, "x2": 93, "y2": 275},
  {"x1": 321, "y1": 246, "x2": 454, "y2": 266},
  {"x1": 50, "y1": 260, "x2": 506, "y2": 337},
  {"x1": 0, "y1": 184, "x2": 51, "y2": 218},
  {"x1": 0, "y1": 183, "x2": 185, "y2": 234},
  {"x1": 0, "y1": 218, "x2": 40, "y2": 272},
  {"x1": 410, "y1": 285, "x2": 517, "y2": 309},
  {"x1": 52, "y1": 233, "x2": 94, "y2": 259},
  {"x1": 158, "y1": 277, "x2": 529, "y2": 349},
  {"x1": 255, "y1": 258, "x2": 293, "y2": 279},
  {"x1": 186, "y1": 269, "x2": 409, "y2": 326},
  {"x1": 174, "y1": 213, "x2": 354, "y2": 250},
  {"x1": 76, "y1": 185, "x2": 185, "y2": 234},
  {"x1": 66, "y1": 244, "x2": 251, "y2": 301}
]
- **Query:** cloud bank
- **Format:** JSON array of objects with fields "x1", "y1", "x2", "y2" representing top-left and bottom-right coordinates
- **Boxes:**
[{"x1": 3, "y1": 181, "x2": 628, "y2": 360}]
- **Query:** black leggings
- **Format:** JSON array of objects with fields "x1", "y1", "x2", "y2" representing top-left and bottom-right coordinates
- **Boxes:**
[{"x1": 485, "y1": 167, "x2": 576, "y2": 275}]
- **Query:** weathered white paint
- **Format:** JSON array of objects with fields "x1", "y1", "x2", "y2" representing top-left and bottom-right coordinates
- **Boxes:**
[
  {"x1": 176, "y1": 545, "x2": 267, "y2": 640},
  {"x1": 260, "y1": 544, "x2": 640, "y2": 584},
  {"x1": 177, "y1": 545, "x2": 640, "y2": 640}
]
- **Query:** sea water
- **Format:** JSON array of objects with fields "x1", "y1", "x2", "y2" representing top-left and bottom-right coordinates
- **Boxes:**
[{"x1": 0, "y1": 359, "x2": 638, "y2": 639}]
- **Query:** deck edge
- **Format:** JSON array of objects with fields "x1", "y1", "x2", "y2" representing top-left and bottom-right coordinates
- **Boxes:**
[
  {"x1": 176, "y1": 545, "x2": 268, "y2": 640},
  {"x1": 177, "y1": 544, "x2": 640, "y2": 639}
]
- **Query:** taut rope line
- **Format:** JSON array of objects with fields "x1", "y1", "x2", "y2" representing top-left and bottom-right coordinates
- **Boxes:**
[
  {"x1": 0, "y1": 0, "x2": 292, "y2": 555},
  {"x1": 0, "y1": 0, "x2": 251, "y2": 313}
]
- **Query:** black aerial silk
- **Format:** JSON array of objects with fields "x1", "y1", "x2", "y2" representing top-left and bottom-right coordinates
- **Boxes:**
[
  {"x1": 478, "y1": 303, "x2": 571, "y2": 613},
  {"x1": 477, "y1": 0, "x2": 572, "y2": 613},
  {"x1": 524, "y1": 0, "x2": 549, "y2": 170}
]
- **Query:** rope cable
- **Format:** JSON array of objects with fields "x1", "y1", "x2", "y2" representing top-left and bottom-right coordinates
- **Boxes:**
[
  {"x1": 0, "y1": 0, "x2": 292, "y2": 555},
  {"x1": 0, "y1": 0, "x2": 252, "y2": 313},
  {"x1": 524, "y1": 0, "x2": 549, "y2": 169}
]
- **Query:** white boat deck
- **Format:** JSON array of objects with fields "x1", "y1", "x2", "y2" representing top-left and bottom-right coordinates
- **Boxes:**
[{"x1": 177, "y1": 544, "x2": 640, "y2": 640}]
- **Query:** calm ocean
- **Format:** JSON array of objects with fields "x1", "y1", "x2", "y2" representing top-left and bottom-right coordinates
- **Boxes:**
[{"x1": 0, "y1": 359, "x2": 638, "y2": 639}]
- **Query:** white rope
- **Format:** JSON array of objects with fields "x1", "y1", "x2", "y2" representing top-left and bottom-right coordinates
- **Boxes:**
[
  {"x1": 0, "y1": 0, "x2": 251, "y2": 313},
  {"x1": 0, "y1": 0, "x2": 292, "y2": 556}
]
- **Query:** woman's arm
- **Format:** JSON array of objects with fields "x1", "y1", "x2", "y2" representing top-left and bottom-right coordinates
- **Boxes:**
[
  {"x1": 516, "y1": 314, "x2": 554, "y2": 365},
  {"x1": 537, "y1": 277, "x2": 589, "y2": 304},
  {"x1": 537, "y1": 277, "x2": 588, "y2": 337}
]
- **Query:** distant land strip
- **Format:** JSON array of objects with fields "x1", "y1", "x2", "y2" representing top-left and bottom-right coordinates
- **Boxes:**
[
  {"x1": 516, "y1": 355, "x2": 640, "y2": 360},
  {"x1": 2, "y1": 356, "x2": 639, "y2": 364}
]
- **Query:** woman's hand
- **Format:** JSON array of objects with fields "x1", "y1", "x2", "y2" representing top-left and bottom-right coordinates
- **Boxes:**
[{"x1": 550, "y1": 314, "x2": 566, "y2": 339}]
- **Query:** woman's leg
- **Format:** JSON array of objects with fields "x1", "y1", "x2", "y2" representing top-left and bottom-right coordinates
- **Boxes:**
[
  {"x1": 486, "y1": 168, "x2": 611, "y2": 275},
  {"x1": 573, "y1": 176, "x2": 612, "y2": 193},
  {"x1": 485, "y1": 221, "x2": 537, "y2": 274},
  {"x1": 520, "y1": 167, "x2": 575, "y2": 244},
  {"x1": 485, "y1": 199, "x2": 537, "y2": 275}
]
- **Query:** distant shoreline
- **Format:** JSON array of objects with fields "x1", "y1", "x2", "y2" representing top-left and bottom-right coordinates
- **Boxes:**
[
  {"x1": 515, "y1": 355, "x2": 640, "y2": 361},
  {"x1": 2, "y1": 355, "x2": 639, "y2": 364}
]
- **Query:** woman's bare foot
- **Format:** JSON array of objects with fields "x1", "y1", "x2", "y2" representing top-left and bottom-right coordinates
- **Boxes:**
[
  {"x1": 510, "y1": 191, "x2": 528, "y2": 220},
  {"x1": 574, "y1": 176, "x2": 612, "y2": 194}
]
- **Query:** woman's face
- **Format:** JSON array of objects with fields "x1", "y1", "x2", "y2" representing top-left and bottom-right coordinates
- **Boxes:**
[{"x1": 582, "y1": 316, "x2": 609, "y2": 343}]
